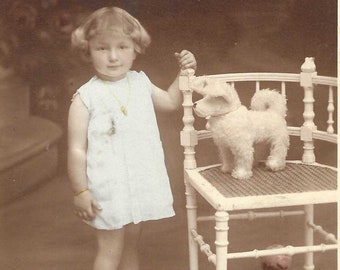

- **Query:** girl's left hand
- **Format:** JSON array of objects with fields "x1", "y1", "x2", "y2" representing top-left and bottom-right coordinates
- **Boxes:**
[{"x1": 175, "y1": 50, "x2": 197, "y2": 71}]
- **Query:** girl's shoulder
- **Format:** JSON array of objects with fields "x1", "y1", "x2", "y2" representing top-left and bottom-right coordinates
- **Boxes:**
[
  {"x1": 129, "y1": 70, "x2": 150, "y2": 81},
  {"x1": 77, "y1": 76, "x2": 99, "y2": 93},
  {"x1": 72, "y1": 76, "x2": 98, "y2": 110},
  {"x1": 128, "y1": 70, "x2": 152, "y2": 92}
]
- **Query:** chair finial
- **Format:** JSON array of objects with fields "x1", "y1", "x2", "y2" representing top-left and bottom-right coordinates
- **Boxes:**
[
  {"x1": 180, "y1": 68, "x2": 195, "y2": 76},
  {"x1": 301, "y1": 57, "x2": 316, "y2": 73}
]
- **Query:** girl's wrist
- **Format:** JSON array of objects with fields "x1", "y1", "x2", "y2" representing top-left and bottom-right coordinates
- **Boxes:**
[{"x1": 74, "y1": 188, "x2": 89, "y2": 197}]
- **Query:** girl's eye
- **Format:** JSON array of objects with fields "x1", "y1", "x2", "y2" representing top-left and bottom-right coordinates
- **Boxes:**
[{"x1": 120, "y1": 43, "x2": 133, "y2": 50}]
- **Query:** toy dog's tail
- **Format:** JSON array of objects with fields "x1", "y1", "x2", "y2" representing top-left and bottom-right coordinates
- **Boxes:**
[{"x1": 250, "y1": 89, "x2": 287, "y2": 118}]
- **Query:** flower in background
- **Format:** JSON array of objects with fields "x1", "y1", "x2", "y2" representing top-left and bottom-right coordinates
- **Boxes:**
[
  {"x1": 53, "y1": 9, "x2": 74, "y2": 34},
  {"x1": 8, "y1": 1, "x2": 38, "y2": 31}
]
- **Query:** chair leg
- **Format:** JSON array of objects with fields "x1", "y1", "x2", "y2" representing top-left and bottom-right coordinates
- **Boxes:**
[
  {"x1": 215, "y1": 211, "x2": 229, "y2": 270},
  {"x1": 185, "y1": 180, "x2": 198, "y2": 270},
  {"x1": 304, "y1": 205, "x2": 315, "y2": 270},
  {"x1": 338, "y1": 200, "x2": 340, "y2": 270}
]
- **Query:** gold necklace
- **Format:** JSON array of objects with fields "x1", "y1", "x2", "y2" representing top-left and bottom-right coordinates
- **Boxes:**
[{"x1": 105, "y1": 75, "x2": 131, "y2": 116}]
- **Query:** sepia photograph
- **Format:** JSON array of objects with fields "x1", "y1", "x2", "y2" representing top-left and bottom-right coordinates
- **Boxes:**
[{"x1": 0, "y1": 1, "x2": 338, "y2": 269}]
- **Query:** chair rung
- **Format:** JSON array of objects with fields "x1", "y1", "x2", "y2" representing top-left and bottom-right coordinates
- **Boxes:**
[
  {"x1": 308, "y1": 222, "x2": 338, "y2": 243},
  {"x1": 191, "y1": 228, "x2": 337, "y2": 264},
  {"x1": 197, "y1": 210, "x2": 305, "y2": 222},
  {"x1": 226, "y1": 244, "x2": 338, "y2": 260},
  {"x1": 191, "y1": 229, "x2": 216, "y2": 264}
]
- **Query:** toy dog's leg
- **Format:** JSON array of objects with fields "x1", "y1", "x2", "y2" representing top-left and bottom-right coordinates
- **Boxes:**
[
  {"x1": 231, "y1": 145, "x2": 254, "y2": 180},
  {"x1": 266, "y1": 135, "x2": 289, "y2": 171},
  {"x1": 218, "y1": 146, "x2": 233, "y2": 173}
]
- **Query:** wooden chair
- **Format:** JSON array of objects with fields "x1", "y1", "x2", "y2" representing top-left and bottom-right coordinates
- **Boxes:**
[{"x1": 179, "y1": 57, "x2": 338, "y2": 270}]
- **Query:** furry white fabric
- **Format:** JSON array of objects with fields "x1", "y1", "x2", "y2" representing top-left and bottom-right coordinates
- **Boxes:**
[{"x1": 192, "y1": 77, "x2": 289, "y2": 180}]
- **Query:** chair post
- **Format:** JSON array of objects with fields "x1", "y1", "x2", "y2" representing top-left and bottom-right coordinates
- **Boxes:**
[
  {"x1": 304, "y1": 205, "x2": 315, "y2": 270},
  {"x1": 186, "y1": 183, "x2": 199, "y2": 270},
  {"x1": 300, "y1": 57, "x2": 317, "y2": 163},
  {"x1": 215, "y1": 211, "x2": 229, "y2": 270},
  {"x1": 338, "y1": 199, "x2": 340, "y2": 270},
  {"x1": 179, "y1": 69, "x2": 199, "y2": 270},
  {"x1": 300, "y1": 59, "x2": 317, "y2": 268},
  {"x1": 179, "y1": 68, "x2": 197, "y2": 169}
]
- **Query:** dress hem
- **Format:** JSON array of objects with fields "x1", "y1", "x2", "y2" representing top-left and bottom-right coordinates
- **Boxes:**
[{"x1": 84, "y1": 212, "x2": 176, "y2": 231}]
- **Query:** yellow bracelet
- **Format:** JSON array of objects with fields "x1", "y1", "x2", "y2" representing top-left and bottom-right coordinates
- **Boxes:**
[{"x1": 74, "y1": 188, "x2": 89, "y2": 197}]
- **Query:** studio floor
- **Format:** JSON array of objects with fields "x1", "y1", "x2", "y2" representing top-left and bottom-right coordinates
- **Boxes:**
[{"x1": 0, "y1": 175, "x2": 337, "y2": 270}]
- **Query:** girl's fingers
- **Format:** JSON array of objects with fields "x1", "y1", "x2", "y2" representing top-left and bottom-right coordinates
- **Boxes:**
[
  {"x1": 181, "y1": 58, "x2": 194, "y2": 66},
  {"x1": 92, "y1": 200, "x2": 102, "y2": 211},
  {"x1": 74, "y1": 208, "x2": 95, "y2": 221},
  {"x1": 180, "y1": 60, "x2": 196, "y2": 69},
  {"x1": 175, "y1": 51, "x2": 192, "y2": 60},
  {"x1": 179, "y1": 49, "x2": 190, "y2": 56},
  {"x1": 175, "y1": 51, "x2": 196, "y2": 69},
  {"x1": 82, "y1": 210, "x2": 94, "y2": 221},
  {"x1": 180, "y1": 53, "x2": 192, "y2": 62},
  {"x1": 80, "y1": 211, "x2": 88, "y2": 220}
]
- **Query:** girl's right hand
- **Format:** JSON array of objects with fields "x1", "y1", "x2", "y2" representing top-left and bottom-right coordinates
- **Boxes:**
[
  {"x1": 174, "y1": 50, "x2": 197, "y2": 71},
  {"x1": 73, "y1": 190, "x2": 102, "y2": 221}
]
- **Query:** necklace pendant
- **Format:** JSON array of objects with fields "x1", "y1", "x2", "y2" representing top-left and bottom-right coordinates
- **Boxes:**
[
  {"x1": 120, "y1": 106, "x2": 128, "y2": 115},
  {"x1": 109, "y1": 127, "x2": 115, "y2": 135}
]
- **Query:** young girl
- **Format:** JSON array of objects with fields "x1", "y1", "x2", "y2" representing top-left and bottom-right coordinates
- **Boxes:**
[{"x1": 68, "y1": 6, "x2": 197, "y2": 270}]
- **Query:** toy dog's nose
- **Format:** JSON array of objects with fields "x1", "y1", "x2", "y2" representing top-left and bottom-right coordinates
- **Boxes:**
[{"x1": 193, "y1": 102, "x2": 197, "y2": 108}]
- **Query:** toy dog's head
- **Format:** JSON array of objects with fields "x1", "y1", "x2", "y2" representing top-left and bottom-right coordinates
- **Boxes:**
[{"x1": 191, "y1": 77, "x2": 241, "y2": 118}]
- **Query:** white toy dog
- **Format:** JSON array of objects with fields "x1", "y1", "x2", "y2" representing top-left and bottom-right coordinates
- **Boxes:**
[{"x1": 192, "y1": 77, "x2": 289, "y2": 180}]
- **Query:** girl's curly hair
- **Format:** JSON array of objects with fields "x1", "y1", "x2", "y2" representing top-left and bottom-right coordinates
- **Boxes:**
[{"x1": 71, "y1": 7, "x2": 151, "y2": 54}]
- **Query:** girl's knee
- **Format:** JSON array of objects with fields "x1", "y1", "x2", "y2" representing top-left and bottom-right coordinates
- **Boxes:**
[
  {"x1": 96, "y1": 228, "x2": 125, "y2": 253},
  {"x1": 95, "y1": 223, "x2": 142, "y2": 254},
  {"x1": 94, "y1": 229, "x2": 126, "y2": 270}
]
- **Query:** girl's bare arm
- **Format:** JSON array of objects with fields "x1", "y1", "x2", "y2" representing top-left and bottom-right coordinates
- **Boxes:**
[
  {"x1": 68, "y1": 95, "x2": 89, "y2": 193},
  {"x1": 152, "y1": 50, "x2": 197, "y2": 112},
  {"x1": 68, "y1": 95, "x2": 101, "y2": 220}
]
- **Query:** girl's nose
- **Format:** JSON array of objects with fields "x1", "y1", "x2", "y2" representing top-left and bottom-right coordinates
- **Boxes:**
[{"x1": 108, "y1": 49, "x2": 118, "y2": 61}]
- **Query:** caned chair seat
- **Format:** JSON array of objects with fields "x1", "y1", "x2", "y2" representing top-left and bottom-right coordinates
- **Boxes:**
[{"x1": 186, "y1": 162, "x2": 337, "y2": 211}]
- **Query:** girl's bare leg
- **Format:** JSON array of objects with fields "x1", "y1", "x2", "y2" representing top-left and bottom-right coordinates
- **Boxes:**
[
  {"x1": 119, "y1": 223, "x2": 143, "y2": 270},
  {"x1": 93, "y1": 228, "x2": 125, "y2": 270}
]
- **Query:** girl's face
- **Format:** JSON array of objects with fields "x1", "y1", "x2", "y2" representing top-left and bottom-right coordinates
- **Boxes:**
[{"x1": 89, "y1": 31, "x2": 136, "y2": 81}]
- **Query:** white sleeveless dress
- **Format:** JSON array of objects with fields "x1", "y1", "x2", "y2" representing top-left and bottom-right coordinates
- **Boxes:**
[{"x1": 74, "y1": 70, "x2": 175, "y2": 230}]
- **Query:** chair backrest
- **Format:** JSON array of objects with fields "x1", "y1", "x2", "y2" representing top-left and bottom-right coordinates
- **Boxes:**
[{"x1": 179, "y1": 57, "x2": 338, "y2": 169}]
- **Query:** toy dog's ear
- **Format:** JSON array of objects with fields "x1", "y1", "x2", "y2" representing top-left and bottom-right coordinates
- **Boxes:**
[
  {"x1": 220, "y1": 83, "x2": 237, "y2": 104},
  {"x1": 209, "y1": 81, "x2": 229, "y2": 99},
  {"x1": 191, "y1": 77, "x2": 209, "y2": 95}
]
